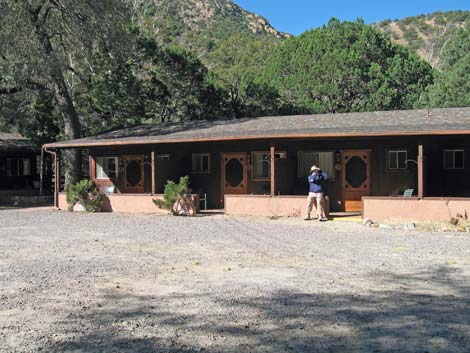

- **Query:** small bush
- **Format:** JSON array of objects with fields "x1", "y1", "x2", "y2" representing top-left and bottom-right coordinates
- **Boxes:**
[
  {"x1": 404, "y1": 27, "x2": 419, "y2": 42},
  {"x1": 66, "y1": 180, "x2": 103, "y2": 212},
  {"x1": 153, "y1": 176, "x2": 191, "y2": 215}
]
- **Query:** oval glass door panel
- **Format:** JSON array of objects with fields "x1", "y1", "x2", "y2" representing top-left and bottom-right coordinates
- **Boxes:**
[
  {"x1": 225, "y1": 158, "x2": 243, "y2": 187},
  {"x1": 126, "y1": 160, "x2": 142, "y2": 187},
  {"x1": 345, "y1": 156, "x2": 367, "y2": 188}
]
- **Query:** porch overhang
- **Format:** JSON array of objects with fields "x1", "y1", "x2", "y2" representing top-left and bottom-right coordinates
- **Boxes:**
[
  {"x1": 42, "y1": 107, "x2": 470, "y2": 150},
  {"x1": 43, "y1": 129, "x2": 470, "y2": 149}
]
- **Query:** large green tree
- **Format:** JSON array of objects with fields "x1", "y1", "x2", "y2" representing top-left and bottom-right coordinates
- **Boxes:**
[
  {"x1": 260, "y1": 19, "x2": 435, "y2": 114},
  {"x1": 81, "y1": 34, "x2": 227, "y2": 135},
  {"x1": 207, "y1": 32, "x2": 282, "y2": 118},
  {"x1": 0, "y1": 0, "x2": 130, "y2": 185},
  {"x1": 416, "y1": 28, "x2": 470, "y2": 108}
]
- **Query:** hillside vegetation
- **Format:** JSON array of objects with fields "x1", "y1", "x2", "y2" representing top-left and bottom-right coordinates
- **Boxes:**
[
  {"x1": 416, "y1": 28, "x2": 470, "y2": 108},
  {"x1": 132, "y1": 0, "x2": 288, "y2": 61},
  {"x1": 374, "y1": 11, "x2": 470, "y2": 68}
]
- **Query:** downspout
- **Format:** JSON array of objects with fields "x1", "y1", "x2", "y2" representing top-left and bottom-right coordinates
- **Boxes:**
[{"x1": 43, "y1": 146, "x2": 59, "y2": 209}]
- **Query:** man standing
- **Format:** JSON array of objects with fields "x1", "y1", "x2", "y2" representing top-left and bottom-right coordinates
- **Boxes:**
[{"x1": 305, "y1": 165, "x2": 328, "y2": 221}]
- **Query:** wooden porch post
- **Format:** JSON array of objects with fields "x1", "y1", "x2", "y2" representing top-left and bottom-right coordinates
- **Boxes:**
[
  {"x1": 151, "y1": 148, "x2": 156, "y2": 195},
  {"x1": 270, "y1": 144, "x2": 275, "y2": 196},
  {"x1": 54, "y1": 151, "x2": 60, "y2": 208},
  {"x1": 88, "y1": 155, "x2": 93, "y2": 179},
  {"x1": 418, "y1": 144, "x2": 424, "y2": 199},
  {"x1": 40, "y1": 148, "x2": 45, "y2": 196}
]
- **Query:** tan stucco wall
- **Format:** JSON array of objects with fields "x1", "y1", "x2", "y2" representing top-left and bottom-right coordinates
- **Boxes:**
[
  {"x1": 58, "y1": 193, "x2": 199, "y2": 214},
  {"x1": 363, "y1": 197, "x2": 470, "y2": 222},
  {"x1": 224, "y1": 195, "x2": 329, "y2": 218}
]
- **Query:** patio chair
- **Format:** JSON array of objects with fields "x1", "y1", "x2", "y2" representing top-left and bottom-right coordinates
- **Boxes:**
[
  {"x1": 199, "y1": 193, "x2": 207, "y2": 211},
  {"x1": 403, "y1": 189, "x2": 414, "y2": 197}
]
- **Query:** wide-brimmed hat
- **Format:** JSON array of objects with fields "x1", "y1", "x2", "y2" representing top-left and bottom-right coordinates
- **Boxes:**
[{"x1": 310, "y1": 165, "x2": 320, "y2": 172}]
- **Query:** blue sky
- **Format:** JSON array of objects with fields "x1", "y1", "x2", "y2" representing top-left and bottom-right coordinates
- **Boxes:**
[{"x1": 233, "y1": 0, "x2": 470, "y2": 35}]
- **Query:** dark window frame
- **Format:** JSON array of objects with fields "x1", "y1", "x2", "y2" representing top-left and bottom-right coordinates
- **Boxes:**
[
  {"x1": 443, "y1": 149, "x2": 465, "y2": 170},
  {"x1": 191, "y1": 153, "x2": 211, "y2": 174},
  {"x1": 387, "y1": 149, "x2": 408, "y2": 170},
  {"x1": 6, "y1": 158, "x2": 31, "y2": 177}
]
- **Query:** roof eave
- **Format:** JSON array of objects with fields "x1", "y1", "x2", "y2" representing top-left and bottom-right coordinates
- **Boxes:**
[{"x1": 42, "y1": 129, "x2": 470, "y2": 149}]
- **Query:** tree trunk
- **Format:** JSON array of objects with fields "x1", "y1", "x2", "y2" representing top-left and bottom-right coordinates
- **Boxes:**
[
  {"x1": 53, "y1": 79, "x2": 82, "y2": 187},
  {"x1": 28, "y1": 3, "x2": 83, "y2": 188}
]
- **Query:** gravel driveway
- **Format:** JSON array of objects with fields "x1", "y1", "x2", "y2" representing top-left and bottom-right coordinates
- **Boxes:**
[{"x1": 1, "y1": 209, "x2": 470, "y2": 353}]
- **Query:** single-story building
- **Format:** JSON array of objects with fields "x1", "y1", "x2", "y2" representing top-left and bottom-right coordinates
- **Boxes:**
[
  {"x1": 43, "y1": 107, "x2": 470, "y2": 221},
  {"x1": 0, "y1": 132, "x2": 40, "y2": 191}
]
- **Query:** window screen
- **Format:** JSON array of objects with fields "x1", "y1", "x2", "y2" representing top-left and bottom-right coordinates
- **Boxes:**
[
  {"x1": 96, "y1": 157, "x2": 118, "y2": 179},
  {"x1": 297, "y1": 151, "x2": 334, "y2": 178}
]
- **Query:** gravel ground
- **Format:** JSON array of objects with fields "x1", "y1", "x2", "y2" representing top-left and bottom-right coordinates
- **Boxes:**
[{"x1": 1, "y1": 209, "x2": 470, "y2": 353}]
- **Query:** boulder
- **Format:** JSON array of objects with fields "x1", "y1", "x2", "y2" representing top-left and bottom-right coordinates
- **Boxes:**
[
  {"x1": 403, "y1": 223, "x2": 416, "y2": 231},
  {"x1": 378, "y1": 224, "x2": 394, "y2": 229},
  {"x1": 73, "y1": 202, "x2": 86, "y2": 212}
]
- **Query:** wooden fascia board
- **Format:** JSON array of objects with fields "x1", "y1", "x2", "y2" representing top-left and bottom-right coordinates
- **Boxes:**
[{"x1": 43, "y1": 129, "x2": 470, "y2": 149}]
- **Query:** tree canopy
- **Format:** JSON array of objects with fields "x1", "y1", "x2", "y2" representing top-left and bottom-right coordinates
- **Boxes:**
[
  {"x1": 0, "y1": 0, "x2": 131, "y2": 183},
  {"x1": 260, "y1": 19, "x2": 435, "y2": 114}
]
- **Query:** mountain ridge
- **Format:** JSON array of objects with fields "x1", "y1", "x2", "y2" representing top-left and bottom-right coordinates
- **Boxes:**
[
  {"x1": 133, "y1": 0, "x2": 289, "y2": 54},
  {"x1": 373, "y1": 10, "x2": 470, "y2": 68},
  {"x1": 133, "y1": 1, "x2": 469, "y2": 69}
]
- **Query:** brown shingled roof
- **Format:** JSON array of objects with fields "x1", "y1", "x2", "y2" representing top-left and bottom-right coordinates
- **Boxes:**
[
  {"x1": 44, "y1": 107, "x2": 470, "y2": 149},
  {"x1": 0, "y1": 132, "x2": 37, "y2": 152}
]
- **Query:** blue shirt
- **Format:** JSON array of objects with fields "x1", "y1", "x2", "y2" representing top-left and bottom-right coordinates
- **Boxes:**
[{"x1": 308, "y1": 172, "x2": 328, "y2": 193}]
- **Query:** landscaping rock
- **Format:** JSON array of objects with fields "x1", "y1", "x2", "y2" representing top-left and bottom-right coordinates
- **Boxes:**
[
  {"x1": 403, "y1": 223, "x2": 416, "y2": 231},
  {"x1": 362, "y1": 218, "x2": 374, "y2": 227},
  {"x1": 378, "y1": 224, "x2": 394, "y2": 229},
  {"x1": 72, "y1": 202, "x2": 86, "y2": 212}
]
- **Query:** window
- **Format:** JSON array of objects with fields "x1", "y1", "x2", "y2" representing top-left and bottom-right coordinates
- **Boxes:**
[
  {"x1": 388, "y1": 150, "x2": 408, "y2": 169},
  {"x1": 297, "y1": 151, "x2": 334, "y2": 178},
  {"x1": 96, "y1": 157, "x2": 118, "y2": 179},
  {"x1": 156, "y1": 154, "x2": 170, "y2": 161},
  {"x1": 6, "y1": 158, "x2": 31, "y2": 176},
  {"x1": 252, "y1": 152, "x2": 271, "y2": 179},
  {"x1": 192, "y1": 153, "x2": 210, "y2": 173},
  {"x1": 444, "y1": 149, "x2": 464, "y2": 170},
  {"x1": 252, "y1": 151, "x2": 287, "y2": 179}
]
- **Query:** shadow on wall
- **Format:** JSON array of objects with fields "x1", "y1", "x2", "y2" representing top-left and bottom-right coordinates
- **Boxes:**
[{"x1": 43, "y1": 265, "x2": 470, "y2": 353}]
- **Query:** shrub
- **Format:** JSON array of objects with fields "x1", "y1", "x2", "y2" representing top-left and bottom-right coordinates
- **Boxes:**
[
  {"x1": 66, "y1": 179, "x2": 103, "y2": 212},
  {"x1": 153, "y1": 176, "x2": 191, "y2": 215},
  {"x1": 404, "y1": 27, "x2": 419, "y2": 42}
]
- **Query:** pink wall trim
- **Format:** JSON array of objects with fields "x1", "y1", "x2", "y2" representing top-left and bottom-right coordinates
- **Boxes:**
[
  {"x1": 224, "y1": 194, "x2": 329, "y2": 218},
  {"x1": 363, "y1": 197, "x2": 470, "y2": 222},
  {"x1": 58, "y1": 193, "x2": 199, "y2": 214}
]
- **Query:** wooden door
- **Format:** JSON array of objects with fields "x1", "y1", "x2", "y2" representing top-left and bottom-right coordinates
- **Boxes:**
[
  {"x1": 123, "y1": 155, "x2": 144, "y2": 193},
  {"x1": 342, "y1": 150, "x2": 371, "y2": 212},
  {"x1": 221, "y1": 153, "x2": 248, "y2": 204}
]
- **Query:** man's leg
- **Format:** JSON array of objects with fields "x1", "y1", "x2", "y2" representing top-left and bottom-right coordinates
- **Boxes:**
[
  {"x1": 305, "y1": 193, "x2": 314, "y2": 220},
  {"x1": 317, "y1": 194, "x2": 327, "y2": 221}
]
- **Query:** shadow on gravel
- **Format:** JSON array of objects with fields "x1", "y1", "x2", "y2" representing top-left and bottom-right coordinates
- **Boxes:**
[{"x1": 43, "y1": 265, "x2": 470, "y2": 353}]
